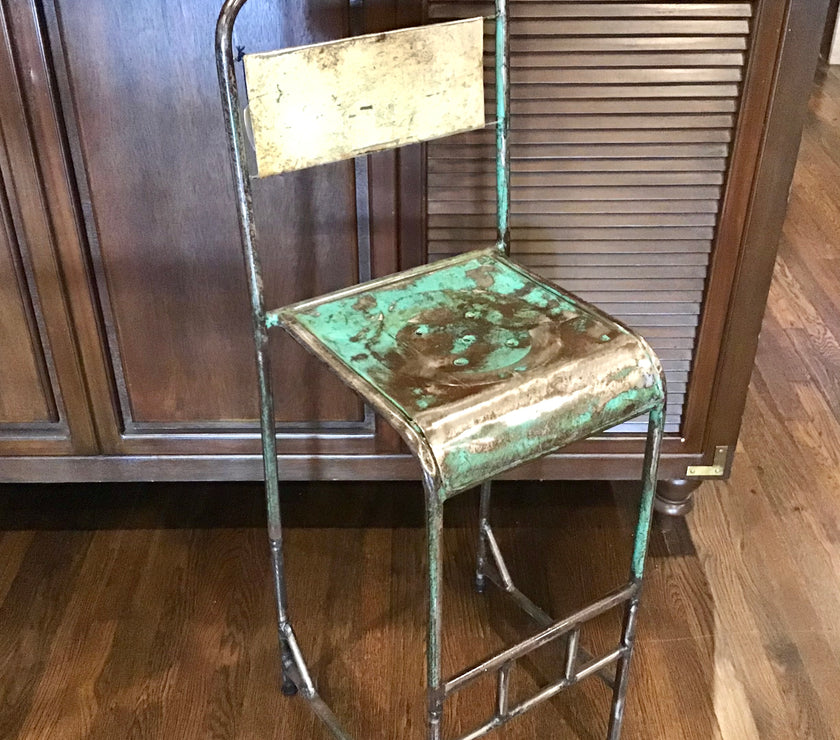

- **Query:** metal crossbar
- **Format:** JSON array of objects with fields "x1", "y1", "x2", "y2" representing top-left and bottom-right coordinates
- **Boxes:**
[
  {"x1": 443, "y1": 582, "x2": 636, "y2": 698},
  {"x1": 441, "y1": 538, "x2": 638, "y2": 740},
  {"x1": 480, "y1": 521, "x2": 618, "y2": 689},
  {"x1": 456, "y1": 648, "x2": 625, "y2": 740}
]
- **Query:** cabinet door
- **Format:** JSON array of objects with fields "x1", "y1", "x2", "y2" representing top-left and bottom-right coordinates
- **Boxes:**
[
  {"x1": 0, "y1": 4, "x2": 95, "y2": 457},
  {"x1": 40, "y1": 0, "x2": 409, "y2": 456}
]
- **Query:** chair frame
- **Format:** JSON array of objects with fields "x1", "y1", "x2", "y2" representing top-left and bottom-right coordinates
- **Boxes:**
[{"x1": 215, "y1": 1, "x2": 666, "y2": 738}]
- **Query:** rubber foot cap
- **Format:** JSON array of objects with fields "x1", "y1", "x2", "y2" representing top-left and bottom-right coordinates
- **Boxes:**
[{"x1": 474, "y1": 575, "x2": 486, "y2": 594}]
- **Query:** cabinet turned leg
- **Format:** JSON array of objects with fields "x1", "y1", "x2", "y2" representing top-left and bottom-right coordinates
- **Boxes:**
[{"x1": 654, "y1": 479, "x2": 701, "y2": 517}]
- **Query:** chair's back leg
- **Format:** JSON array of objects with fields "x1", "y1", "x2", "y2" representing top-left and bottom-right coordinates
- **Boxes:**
[
  {"x1": 475, "y1": 481, "x2": 493, "y2": 593},
  {"x1": 494, "y1": 0, "x2": 511, "y2": 255},
  {"x1": 607, "y1": 402, "x2": 665, "y2": 739},
  {"x1": 216, "y1": 0, "x2": 300, "y2": 696}
]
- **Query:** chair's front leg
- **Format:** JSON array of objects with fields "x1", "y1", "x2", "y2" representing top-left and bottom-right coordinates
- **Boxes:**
[
  {"x1": 424, "y1": 476, "x2": 445, "y2": 740},
  {"x1": 607, "y1": 402, "x2": 665, "y2": 740}
]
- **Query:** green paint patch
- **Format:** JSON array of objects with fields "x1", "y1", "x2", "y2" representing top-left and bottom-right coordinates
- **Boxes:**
[{"x1": 278, "y1": 249, "x2": 665, "y2": 495}]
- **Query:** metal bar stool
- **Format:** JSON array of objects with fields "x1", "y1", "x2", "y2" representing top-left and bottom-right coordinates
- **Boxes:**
[{"x1": 215, "y1": 1, "x2": 665, "y2": 738}]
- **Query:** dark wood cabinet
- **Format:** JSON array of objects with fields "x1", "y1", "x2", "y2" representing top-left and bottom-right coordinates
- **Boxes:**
[
  {"x1": 0, "y1": 3, "x2": 97, "y2": 457},
  {"x1": 0, "y1": 0, "x2": 831, "y2": 500},
  {"x1": 43, "y1": 0, "x2": 372, "y2": 456}
]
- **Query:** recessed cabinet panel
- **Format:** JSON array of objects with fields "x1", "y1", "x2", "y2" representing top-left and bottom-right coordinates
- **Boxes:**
[
  {"x1": 0, "y1": 184, "x2": 55, "y2": 425},
  {"x1": 50, "y1": 0, "x2": 365, "y2": 432}
]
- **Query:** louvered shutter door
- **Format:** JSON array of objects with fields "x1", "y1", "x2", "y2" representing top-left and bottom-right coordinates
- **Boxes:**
[{"x1": 426, "y1": 1, "x2": 753, "y2": 433}]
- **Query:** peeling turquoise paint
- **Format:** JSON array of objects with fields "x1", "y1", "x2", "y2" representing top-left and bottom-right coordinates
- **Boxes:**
[
  {"x1": 495, "y1": 1, "x2": 510, "y2": 253},
  {"x1": 632, "y1": 404, "x2": 664, "y2": 577},
  {"x1": 278, "y1": 249, "x2": 665, "y2": 496},
  {"x1": 281, "y1": 253, "x2": 589, "y2": 418},
  {"x1": 435, "y1": 383, "x2": 661, "y2": 495}
]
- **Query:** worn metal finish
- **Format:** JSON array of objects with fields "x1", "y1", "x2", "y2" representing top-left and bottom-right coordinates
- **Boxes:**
[
  {"x1": 474, "y1": 480, "x2": 492, "y2": 593},
  {"x1": 495, "y1": 0, "x2": 511, "y2": 254},
  {"x1": 217, "y1": 4, "x2": 354, "y2": 739},
  {"x1": 275, "y1": 248, "x2": 665, "y2": 497},
  {"x1": 424, "y1": 473, "x2": 445, "y2": 740},
  {"x1": 217, "y1": 0, "x2": 304, "y2": 706},
  {"x1": 631, "y1": 404, "x2": 665, "y2": 579},
  {"x1": 217, "y1": 0, "x2": 666, "y2": 736},
  {"x1": 608, "y1": 403, "x2": 665, "y2": 740},
  {"x1": 243, "y1": 18, "x2": 485, "y2": 176}
]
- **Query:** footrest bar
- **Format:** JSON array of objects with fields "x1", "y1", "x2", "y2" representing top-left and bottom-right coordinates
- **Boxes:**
[
  {"x1": 482, "y1": 570, "x2": 616, "y2": 689},
  {"x1": 577, "y1": 645, "x2": 616, "y2": 690},
  {"x1": 574, "y1": 647, "x2": 624, "y2": 684},
  {"x1": 452, "y1": 646, "x2": 626, "y2": 740},
  {"x1": 444, "y1": 581, "x2": 637, "y2": 696},
  {"x1": 511, "y1": 647, "x2": 624, "y2": 718},
  {"x1": 480, "y1": 525, "x2": 619, "y2": 690}
]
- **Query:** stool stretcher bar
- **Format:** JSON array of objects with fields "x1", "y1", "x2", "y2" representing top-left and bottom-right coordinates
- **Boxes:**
[
  {"x1": 456, "y1": 648, "x2": 625, "y2": 740},
  {"x1": 443, "y1": 581, "x2": 637, "y2": 697},
  {"x1": 479, "y1": 519, "x2": 618, "y2": 690}
]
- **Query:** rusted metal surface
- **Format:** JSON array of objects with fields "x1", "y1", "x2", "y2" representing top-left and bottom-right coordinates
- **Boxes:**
[
  {"x1": 216, "y1": 2, "x2": 353, "y2": 737},
  {"x1": 217, "y1": 0, "x2": 666, "y2": 735},
  {"x1": 494, "y1": 0, "x2": 510, "y2": 253},
  {"x1": 274, "y1": 248, "x2": 665, "y2": 497},
  {"x1": 243, "y1": 18, "x2": 485, "y2": 176}
]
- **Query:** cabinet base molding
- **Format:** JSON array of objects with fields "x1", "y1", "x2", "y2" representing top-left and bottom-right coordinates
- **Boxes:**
[{"x1": 0, "y1": 452, "x2": 701, "y2": 484}]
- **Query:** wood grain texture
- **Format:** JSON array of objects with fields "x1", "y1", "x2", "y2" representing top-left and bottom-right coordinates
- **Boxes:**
[
  {"x1": 47, "y1": 0, "x2": 365, "y2": 432},
  {"x1": 0, "y1": 2, "x2": 96, "y2": 454},
  {"x1": 0, "y1": 179, "x2": 52, "y2": 424}
]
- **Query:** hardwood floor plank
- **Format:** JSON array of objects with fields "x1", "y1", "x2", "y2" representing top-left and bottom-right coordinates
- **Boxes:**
[{"x1": 0, "y1": 532, "x2": 93, "y2": 739}]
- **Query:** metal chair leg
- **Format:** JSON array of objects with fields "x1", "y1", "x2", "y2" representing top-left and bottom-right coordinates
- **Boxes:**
[
  {"x1": 268, "y1": 539, "x2": 298, "y2": 695},
  {"x1": 607, "y1": 403, "x2": 665, "y2": 740},
  {"x1": 424, "y1": 475, "x2": 445, "y2": 740},
  {"x1": 255, "y1": 321, "x2": 351, "y2": 737},
  {"x1": 475, "y1": 480, "x2": 492, "y2": 594}
]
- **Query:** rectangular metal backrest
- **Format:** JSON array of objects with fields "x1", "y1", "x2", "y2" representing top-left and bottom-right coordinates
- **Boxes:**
[{"x1": 243, "y1": 18, "x2": 486, "y2": 176}]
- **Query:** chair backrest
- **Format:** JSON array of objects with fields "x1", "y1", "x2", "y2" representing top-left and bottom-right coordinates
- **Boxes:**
[
  {"x1": 244, "y1": 18, "x2": 486, "y2": 176},
  {"x1": 215, "y1": 0, "x2": 510, "y2": 323}
]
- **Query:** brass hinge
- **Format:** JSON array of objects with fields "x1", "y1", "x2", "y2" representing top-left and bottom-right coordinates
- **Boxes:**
[{"x1": 686, "y1": 445, "x2": 730, "y2": 478}]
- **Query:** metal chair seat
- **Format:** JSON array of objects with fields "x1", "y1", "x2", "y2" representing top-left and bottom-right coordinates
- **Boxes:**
[{"x1": 271, "y1": 247, "x2": 664, "y2": 497}]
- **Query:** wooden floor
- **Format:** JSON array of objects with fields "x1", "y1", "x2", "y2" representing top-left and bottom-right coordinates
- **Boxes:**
[{"x1": 2, "y1": 68, "x2": 840, "y2": 740}]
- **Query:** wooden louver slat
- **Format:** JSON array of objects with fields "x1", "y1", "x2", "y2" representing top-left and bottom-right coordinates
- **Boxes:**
[{"x1": 425, "y1": 0, "x2": 753, "y2": 434}]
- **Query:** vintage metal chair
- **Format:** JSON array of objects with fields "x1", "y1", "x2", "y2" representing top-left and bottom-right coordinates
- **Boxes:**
[{"x1": 215, "y1": 1, "x2": 665, "y2": 738}]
